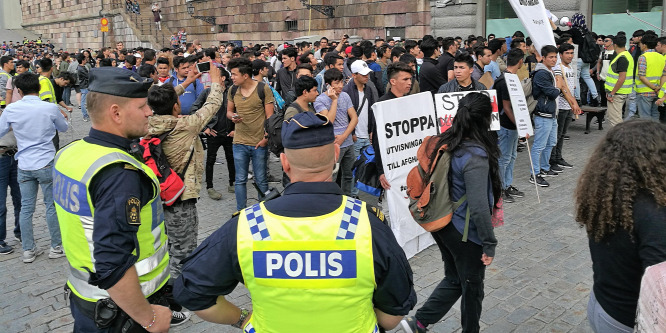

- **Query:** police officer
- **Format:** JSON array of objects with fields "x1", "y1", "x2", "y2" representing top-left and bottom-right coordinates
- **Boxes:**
[
  {"x1": 174, "y1": 112, "x2": 417, "y2": 332},
  {"x1": 54, "y1": 67, "x2": 190, "y2": 332}
]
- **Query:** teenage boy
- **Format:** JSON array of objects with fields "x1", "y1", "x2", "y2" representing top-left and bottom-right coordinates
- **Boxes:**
[
  {"x1": 437, "y1": 54, "x2": 487, "y2": 93},
  {"x1": 169, "y1": 56, "x2": 203, "y2": 115},
  {"x1": 315, "y1": 53, "x2": 344, "y2": 93},
  {"x1": 226, "y1": 58, "x2": 275, "y2": 211},
  {"x1": 314, "y1": 68, "x2": 358, "y2": 195},
  {"x1": 550, "y1": 43, "x2": 582, "y2": 171},
  {"x1": 493, "y1": 49, "x2": 525, "y2": 203},
  {"x1": 529, "y1": 45, "x2": 561, "y2": 187}
]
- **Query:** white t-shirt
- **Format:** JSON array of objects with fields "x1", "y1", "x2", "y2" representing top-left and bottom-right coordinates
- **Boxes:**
[
  {"x1": 355, "y1": 90, "x2": 369, "y2": 139},
  {"x1": 554, "y1": 63, "x2": 575, "y2": 110}
]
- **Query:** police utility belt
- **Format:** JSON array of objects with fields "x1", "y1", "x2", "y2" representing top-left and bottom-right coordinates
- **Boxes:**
[{"x1": 65, "y1": 284, "x2": 169, "y2": 333}]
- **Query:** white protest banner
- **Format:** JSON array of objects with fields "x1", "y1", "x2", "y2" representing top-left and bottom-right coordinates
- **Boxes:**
[
  {"x1": 373, "y1": 92, "x2": 438, "y2": 259},
  {"x1": 504, "y1": 73, "x2": 534, "y2": 137},
  {"x1": 434, "y1": 90, "x2": 500, "y2": 133},
  {"x1": 508, "y1": 0, "x2": 556, "y2": 53}
]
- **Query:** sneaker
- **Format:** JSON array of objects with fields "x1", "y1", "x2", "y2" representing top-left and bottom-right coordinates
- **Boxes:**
[
  {"x1": 563, "y1": 135, "x2": 570, "y2": 140},
  {"x1": 83, "y1": 116, "x2": 90, "y2": 122},
  {"x1": 248, "y1": 172, "x2": 254, "y2": 180},
  {"x1": 0, "y1": 242, "x2": 13, "y2": 255},
  {"x1": 207, "y1": 188, "x2": 222, "y2": 200},
  {"x1": 228, "y1": 185, "x2": 235, "y2": 193},
  {"x1": 171, "y1": 311, "x2": 191, "y2": 327},
  {"x1": 529, "y1": 174, "x2": 550, "y2": 187},
  {"x1": 400, "y1": 316, "x2": 427, "y2": 333},
  {"x1": 550, "y1": 164, "x2": 564, "y2": 173},
  {"x1": 502, "y1": 191, "x2": 515, "y2": 203},
  {"x1": 557, "y1": 159, "x2": 574, "y2": 169},
  {"x1": 22, "y1": 247, "x2": 44, "y2": 263},
  {"x1": 49, "y1": 246, "x2": 66, "y2": 259},
  {"x1": 540, "y1": 169, "x2": 559, "y2": 177},
  {"x1": 506, "y1": 185, "x2": 525, "y2": 198}
]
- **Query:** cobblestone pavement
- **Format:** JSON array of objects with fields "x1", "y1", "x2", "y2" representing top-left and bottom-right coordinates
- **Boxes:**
[{"x1": 0, "y1": 109, "x2": 605, "y2": 332}]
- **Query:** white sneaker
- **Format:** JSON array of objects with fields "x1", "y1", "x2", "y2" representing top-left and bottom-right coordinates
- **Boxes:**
[
  {"x1": 49, "y1": 246, "x2": 66, "y2": 259},
  {"x1": 23, "y1": 247, "x2": 44, "y2": 263}
]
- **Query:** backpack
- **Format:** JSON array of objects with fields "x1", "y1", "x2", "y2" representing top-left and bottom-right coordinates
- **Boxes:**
[
  {"x1": 352, "y1": 145, "x2": 382, "y2": 196},
  {"x1": 580, "y1": 31, "x2": 601, "y2": 64},
  {"x1": 264, "y1": 101, "x2": 308, "y2": 157},
  {"x1": 138, "y1": 132, "x2": 194, "y2": 206},
  {"x1": 406, "y1": 136, "x2": 470, "y2": 236}
]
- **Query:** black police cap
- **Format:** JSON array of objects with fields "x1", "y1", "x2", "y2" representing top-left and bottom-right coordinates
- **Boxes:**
[
  {"x1": 88, "y1": 67, "x2": 153, "y2": 98},
  {"x1": 281, "y1": 112, "x2": 334, "y2": 149}
]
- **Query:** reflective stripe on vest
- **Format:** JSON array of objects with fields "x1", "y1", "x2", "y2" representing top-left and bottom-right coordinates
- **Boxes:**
[
  {"x1": 54, "y1": 140, "x2": 169, "y2": 302},
  {"x1": 0, "y1": 72, "x2": 10, "y2": 106},
  {"x1": 605, "y1": 51, "x2": 635, "y2": 95},
  {"x1": 237, "y1": 196, "x2": 377, "y2": 333},
  {"x1": 635, "y1": 52, "x2": 665, "y2": 93}
]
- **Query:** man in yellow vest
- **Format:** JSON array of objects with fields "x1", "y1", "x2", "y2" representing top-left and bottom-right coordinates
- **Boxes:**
[
  {"x1": 174, "y1": 112, "x2": 416, "y2": 332},
  {"x1": 54, "y1": 67, "x2": 191, "y2": 332},
  {"x1": 635, "y1": 34, "x2": 665, "y2": 121},
  {"x1": 605, "y1": 35, "x2": 635, "y2": 127},
  {"x1": 0, "y1": 56, "x2": 14, "y2": 109}
]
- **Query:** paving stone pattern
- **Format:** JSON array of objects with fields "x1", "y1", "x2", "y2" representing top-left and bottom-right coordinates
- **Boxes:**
[{"x1": 0, "y1": 109, "x2": 605, "y2": 332}]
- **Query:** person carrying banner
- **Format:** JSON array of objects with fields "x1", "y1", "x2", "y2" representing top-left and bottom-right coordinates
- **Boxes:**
[{"x1": 174, "y1": 111, "x2": 417, "y2": 332}]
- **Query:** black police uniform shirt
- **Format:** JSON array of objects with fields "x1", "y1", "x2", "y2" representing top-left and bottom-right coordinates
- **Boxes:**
[
  {"x1": 174, "y1": 182, "x2": 417, "y2": 316},
  {"x1": 83, "y1": 128, "x2": 156, "y2": 290}
]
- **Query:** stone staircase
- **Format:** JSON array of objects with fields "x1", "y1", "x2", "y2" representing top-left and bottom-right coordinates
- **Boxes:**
[{"x1": 106, "y1": 0, "x2": 172, "y2": 49}]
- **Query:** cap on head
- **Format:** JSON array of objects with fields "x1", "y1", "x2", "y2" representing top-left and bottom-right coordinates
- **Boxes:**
[
  {"x1": 351, "y1": 60, "x2": 372, "y2": 75},
  {"x1": 345, "y1": 46, "x2": 352, "y2": 55},
  {"x1": 281, "y1": 112, "x2": 335, "y2": 149},
  {"x1": 88, "y1": 67, "x2": 153, "y2": 98}
]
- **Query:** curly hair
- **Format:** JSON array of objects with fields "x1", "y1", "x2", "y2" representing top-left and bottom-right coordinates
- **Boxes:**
[{"x1": 574, "y1": 120, "x2": 666, "y2": 242}]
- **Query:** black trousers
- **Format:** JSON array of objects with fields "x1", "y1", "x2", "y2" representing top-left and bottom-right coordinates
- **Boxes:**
[
  {"x1": 205, "y1": 134, "x2": 234, "y2": 188},
  {"x1": 551, "y1": 109, "x2": 572, "y2": 163},
  {"x1": 416, "y1": 223, "x2": 486, "y2": 333}
]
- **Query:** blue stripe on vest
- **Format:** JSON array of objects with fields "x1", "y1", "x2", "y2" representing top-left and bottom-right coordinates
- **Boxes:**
[
  {"x1": 336, "y1": 197, "x2": 363, "y2": 240},
  {"x1": 253, "y1": 250, "x2": 357, "y2": 279},
  {"x1": 245, "y1": 204, "x2": 271, "y2": 241},
  {"x1": 53, "y1": 169, "x2": 92, "y2": 216}
]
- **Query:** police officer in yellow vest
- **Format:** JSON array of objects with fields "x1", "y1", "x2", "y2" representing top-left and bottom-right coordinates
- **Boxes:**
[
  {"x1": 174, "y1": 112, "x2": 416, "y2": 332},
  {"x1": 54, "y1": 67, "x2": 191, "y2": 332},
  {"x1": 605, "y1": 35, "x2": 635, "y2": 127},
  {"x1": 635, "y1": 33, "x2": 665, "y2": 121},
  {"x1": 0, "y1": 56, "x2": 14, "y2": 109},
  {"x1": 37, "y1": 58, "x2": 73, "y2": 150}
]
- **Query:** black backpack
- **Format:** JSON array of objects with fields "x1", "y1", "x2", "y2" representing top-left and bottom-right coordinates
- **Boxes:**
[
  {"x1": 580, "y1": 32, "x2": 601, "y2": 64},
  {"x1": 264, "y1": 102, "x2": 308, "y2": 157}
]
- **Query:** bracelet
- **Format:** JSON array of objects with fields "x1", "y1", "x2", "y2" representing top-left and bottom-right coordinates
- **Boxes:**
[
  {"x1": 232, "y1": 308, "x2": 250, "y2": 329},
  {"x1": 141, "y1": 309, "x2": 156, "y2": 330}
]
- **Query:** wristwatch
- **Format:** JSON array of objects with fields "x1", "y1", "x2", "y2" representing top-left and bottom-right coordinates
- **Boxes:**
[{"x1": 232, "y1": 308, "x2": 250, "y2": 329}]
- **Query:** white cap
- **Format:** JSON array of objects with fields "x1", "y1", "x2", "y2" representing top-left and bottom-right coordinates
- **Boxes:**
[{"x1": 351, "y1": 60, "x2": 372, "y2": 75}]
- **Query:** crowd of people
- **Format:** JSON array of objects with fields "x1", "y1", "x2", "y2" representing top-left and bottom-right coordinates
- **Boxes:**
[{"x1": 0, "y1": 12, "x2": 664, "y2": 333}]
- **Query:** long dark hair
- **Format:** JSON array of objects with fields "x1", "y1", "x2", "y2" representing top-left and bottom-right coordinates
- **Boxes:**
[
  {"x1": 430, "y1": 93, "x2": 502, "y2": 205},
  {"x1": 575, "y1": 120, "x2": 666, "y2": 242}
]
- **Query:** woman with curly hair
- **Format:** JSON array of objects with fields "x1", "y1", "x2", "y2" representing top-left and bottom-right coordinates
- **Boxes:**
[
  {"x1": 575, "y1": 120, "x2": 666, "y2": 332},
  {"x1": 402, "y1": 93, "x2": 501, "y2": 333}
]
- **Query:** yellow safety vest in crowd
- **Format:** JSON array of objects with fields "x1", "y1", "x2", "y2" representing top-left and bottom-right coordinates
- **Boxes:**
[
  {"x1": 237, "y1": 196, "x2": 378, "y2": 333},
  {"x1": 53, "y1": 140, "x2": 170, "y2": 302},
  {"x1": 635, "y1": 52, "x2": 665, "y2": 93},
  {"x1": 605, "y1": 51, "x2": 635, "y2": 95},
  {"x1": 0, "y1": 71, "x2": 11, "y2": 106},
  {"x1": 38, "y1": 75, "x2": 56, "y2": 103}
]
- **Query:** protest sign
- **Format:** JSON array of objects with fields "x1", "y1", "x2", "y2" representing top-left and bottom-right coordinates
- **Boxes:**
[
  {"x1": 504, "y1": 73, "x2": 534, "y2": 137},
  {"x1": 434, "y1": 90, "x2": 500, "y2": 133},
  {"x1": 373, "y1": 92, "x2": 438, "y2": 259},
  {"x1": 508, "y1": 0, "x2": 556, "y2": 53}
]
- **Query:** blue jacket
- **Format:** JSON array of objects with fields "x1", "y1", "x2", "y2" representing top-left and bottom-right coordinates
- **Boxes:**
[{"x1": 531, "y1": 63, "x2": 560, "y2": 118}]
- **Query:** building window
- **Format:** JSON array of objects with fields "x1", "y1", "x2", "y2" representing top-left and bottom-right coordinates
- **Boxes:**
[
  {"x1": 285, "y1": 20, "x2": 298, "y2": 31},
  {"x1": 61, "y1": 0, "x2": 65, "y2": 8},
  {"x1": 593, "y1": 0, "x2": 662, "y2": 14},
  {"x1": 48, "y1": 1, "x2": 52, "y2": 10},
  {"x1": 28, "y1": 6, "x2": 31, "y2": 14},
  {"x1": 218, "y1": 24, "x2": 229, "y2": 33},
  {"x1": 486, "y1": 0, "x2": 517, "y2": 20}
]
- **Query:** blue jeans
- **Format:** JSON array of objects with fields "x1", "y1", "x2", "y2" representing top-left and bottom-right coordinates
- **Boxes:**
[
  {"x1": 530, "y1": 116, "x2": 558, "y2": 175},
  {"x1": 80, "y1": 88, "x2": 89, "y2": 119},
  {"x1": 233, "y1": 144, "x2": 268, "y2": 211},
  {"x1": 626, "y1": 89, "x2": 638, "y2": 119},
  {"x1": 0, "y1": 155, "x2": 21, "y2": 242},
  {"x1": 636, "y1": 94, "x2": 661, "y2": 121},
  {"x1": 497, "y1": 126, "x2": 518, "y2": 189},
  {"x1": 351, "y1": 138, "x2": 371, "y2": 196},
  {"x1": 62, "y1": 86, "x2": 72, "y2": 106},
  {"x1": 577, "y1": 59, "x2": 599, "y2": 100},
  {"x1": 18, "y1": 162, "x2": 61, "y2": 251}
]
